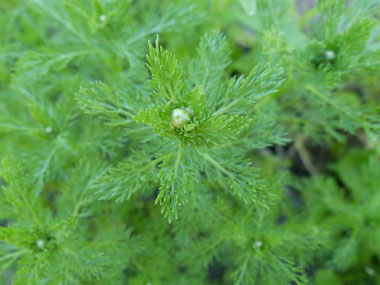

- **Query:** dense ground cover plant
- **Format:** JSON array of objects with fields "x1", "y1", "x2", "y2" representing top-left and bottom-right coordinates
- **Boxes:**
[{"x1": 0, "y1": 0, "x2": 379, "y2": 284}]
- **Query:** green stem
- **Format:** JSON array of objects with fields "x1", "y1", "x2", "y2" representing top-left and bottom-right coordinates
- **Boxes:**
[
  {"x1": 295, "y1": 137, "x2": 317, "y2": 176},
  {"x1": 213, "y1": 98, "x2": 241, "y2": 116},
  {"x1": 198, "y1": 151, "x2": 233, "y2": 178},
  {"x1": 170, "y1": 143, "x2": 183, "y2": 195}
]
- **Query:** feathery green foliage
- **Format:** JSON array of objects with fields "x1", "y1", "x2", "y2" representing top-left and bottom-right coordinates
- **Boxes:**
[{"x1": 0, "y1": 0, "x2": 379, "y2": 284}]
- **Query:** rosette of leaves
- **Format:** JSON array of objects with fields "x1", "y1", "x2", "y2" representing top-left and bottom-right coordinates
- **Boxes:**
[{"x1": 77, "y1": 33, "x2": 285, "y2": 222}]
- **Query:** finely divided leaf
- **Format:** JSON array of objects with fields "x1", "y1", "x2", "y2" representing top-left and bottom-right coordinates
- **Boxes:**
[
  {"x1": 215, "y1": 64, "x2": 284, "y2": 115},
  {"x1": 146, "y1": 38, "x2": 185, "y2": 104}
]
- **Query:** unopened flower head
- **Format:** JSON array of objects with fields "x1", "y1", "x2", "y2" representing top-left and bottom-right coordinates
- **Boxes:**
[
  {"x1": 171, "y1": 108, "x2": 191, "y2": 128},
  {"x1": 325, "y1": 50, "x2": 335, "y2": 61},
  {"x1": 36, "y1": 239, "x2": 45, "y2": 249}
]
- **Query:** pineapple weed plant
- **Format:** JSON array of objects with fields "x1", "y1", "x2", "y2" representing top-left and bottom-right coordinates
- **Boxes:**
[{"x1": 0, "y1": 0, "x2": 380, "y2": 284}]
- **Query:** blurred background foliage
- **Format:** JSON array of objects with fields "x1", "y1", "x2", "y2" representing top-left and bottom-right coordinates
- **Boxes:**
[{"x1": 0, "y1": 0, "x2": 379, "y2": 284}]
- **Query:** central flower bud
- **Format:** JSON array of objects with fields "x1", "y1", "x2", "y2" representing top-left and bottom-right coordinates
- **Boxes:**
[
  {"x1": 325, "y1": 50, "x2": 335, "y2": 61},
  {"x1": 171, "y1": 108, "x2": 191, "y2": 128},
  {"x1": 36, "y1": 239, "x2": 45, "y2": 249}
]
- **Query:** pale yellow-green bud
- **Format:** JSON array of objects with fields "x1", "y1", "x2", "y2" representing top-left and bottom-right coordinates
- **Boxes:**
[
  {"x1": 171, "y1": 108, "x2": 191, "y2": 128},
  {"x1": 36, "y1": 239, "x2": 45, "y2": 249},
  {"x1": 325, "y1": 50, "x2": 335, "y2": 61}
]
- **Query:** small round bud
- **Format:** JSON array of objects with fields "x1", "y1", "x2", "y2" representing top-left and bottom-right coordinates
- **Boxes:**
[
  {"x1": 325, "y1": 50, "x2": 335, "y2": 61},
  {"x1": 253, "y1": 240, "x2": 263, "y2": 248},
  {"x1": 36, "y1": 239, "x2": 45, "y2": 249},
  {"x1": 45, "y1": 126, "x2": 52, "y2": 134},
  {"x1": 365, "y1": 267, "x2": 375, "y2": 276},
  {"x1": 99, "y1": 14, "x2": 106, "y2": 22},
  {"x1": 171, "y1": 108, "x2": 191, "y2": 128}
]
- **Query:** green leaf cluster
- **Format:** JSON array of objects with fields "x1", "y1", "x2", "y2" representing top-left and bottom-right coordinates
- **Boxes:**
[{"x1": 0, "y1": 0, "x2": 379, "y2": 284}]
